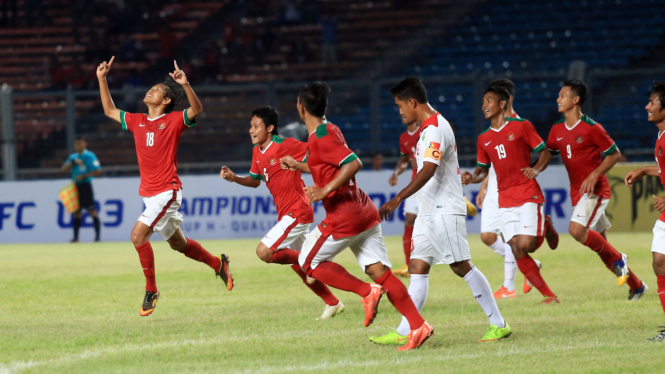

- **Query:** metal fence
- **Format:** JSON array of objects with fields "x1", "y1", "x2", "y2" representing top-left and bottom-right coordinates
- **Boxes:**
[{"x1": 1, "y1": 68, "x2": 664, "y2": 181}]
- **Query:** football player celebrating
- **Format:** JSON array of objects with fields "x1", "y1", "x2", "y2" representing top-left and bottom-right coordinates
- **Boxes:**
[
  {"x1": 220, "y1": 106, "x2": 343, "y2": 320},
  {"x1": 97, "y1": 56, "x2": 233, "y2": 316},
  {"x1": 625, "y1": 81, "x2": 665, "y2": 340},
  {"x1": 281, "y1": 82, "x2": 432, "y2": 351},
  {"x1": 546, "y1": 80, "x2": 644, "y2": 298},
  {"x1": 373, "y1": 77, "x2": 510, "y2": 346},
  {"x1": 463, "y1": 85, "x2": 559, "y2": 304}
]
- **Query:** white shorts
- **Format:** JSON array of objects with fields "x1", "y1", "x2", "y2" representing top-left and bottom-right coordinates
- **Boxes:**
[
  {"x1": 260, "y1": 215, "x2": 311, "y2": 252},
  {"x1": 298, "y1": 223, "x2": 392, "y2": 273},
  {"x1": 570, "y1": 193, "x2": 611, "y2": 233},
  {"x1": 480, "y1": 191, "x2": 501, "y2": 234},
  {"x1": 138, "y1": 189, "x2": 183, "y2": 240},
  {"x1": 404, "y1": 195, "x2": 419, "y2": 215},
  {"x1": 412, "y1": 214, "x2": 471, "y2": 265},
  {"x1": 652, "y1": 220, "x2": 665, "y2": 255},
  {"x1": 500, "y1": 202, "x2": 545, "y2": 243}
]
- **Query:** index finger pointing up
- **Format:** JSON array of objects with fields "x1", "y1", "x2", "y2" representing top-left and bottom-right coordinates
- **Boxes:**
[{"x1": 174, "y1": 60, "x2": 180, "y2": 71}]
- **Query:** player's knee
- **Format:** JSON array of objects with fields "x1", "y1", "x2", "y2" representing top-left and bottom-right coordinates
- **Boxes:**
[
  {"x1": 256, "y1": 245, "x2": 272, "y2": 263},
  {"x1": 568, "y1": 223, "x2": 587, "y2": 243},
  {"x1": 480, "y1": 232, "x2": 497, "y2": 246}
]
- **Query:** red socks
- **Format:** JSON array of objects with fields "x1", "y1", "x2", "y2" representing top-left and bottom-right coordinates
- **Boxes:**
[
  {"x1": 584, "y1": 230, "x2": 622, "y2": 267},
  {"x1": 270, "y1": 249, "x2": 300, "y2": 264},
  {"x1": 181, "y1": 238, "x2": 222, "y2": 271},
  {"x1": 135, "y1": 242, "x2": 157, "y2": 292},
  {"x1": 376, "y1": 270, "x2": 425, "y2": 330},
  {"x1": 290, "y1": 264, "x2": 340, "y2": 306},
  {"x1": 310, "y1": 261, "x2": 372, "y2": 297},
  {"x1": 658, "y1": 275, "x2": 665, "y2": 316},
  {"x1": 516, "y1": 255, "x2": 556, "y2": 297},
  {"x1": 403, "y1": 226, "x2": 413, "y2": 265}
]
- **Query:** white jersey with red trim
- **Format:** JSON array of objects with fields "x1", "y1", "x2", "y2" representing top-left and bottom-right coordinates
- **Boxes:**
[{"x1": 415, "y1": 112, "x2": 467, "y2": 216}]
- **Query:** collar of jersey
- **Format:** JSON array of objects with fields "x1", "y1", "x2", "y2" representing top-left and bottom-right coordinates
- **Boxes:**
[
  {"x1": 419, "y1": 112, "x2": 440, "y2": 132},
  {"x1": 309, "y1": 120, "x2": 330, "y2": 138},
  {"x1": 146, "y1": 113, "x2": 167, "y2": 121}
]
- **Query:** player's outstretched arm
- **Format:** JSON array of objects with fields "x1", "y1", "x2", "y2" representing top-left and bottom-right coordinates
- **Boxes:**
[
  {"x1": 522, "y1": 149, "x2": 552, "y2": 179},
  {"x1": 380, "y1": 162, "x2": 437, "y2": 220},
  {"x1": 305, "y1": 159, "x2": 361, "y2": 203},
  {"x1": 389, "y1": 155, "x2": 410, "y2": 186},
  {"x1": 170, "y1": 61, "x2": 202, "y2": 121},
  {"x1": 220, "y1": 166, "x2": 261, "y2": 188},
  {"x1": 580, "y1": 149, "x2": 621, "y2": 195},
  {"x1": 97, "y1": 56, "x2": 122, "y2": 123},
  {"x1": 461, "y1": 166, "x2": 488, "y2": 186}
]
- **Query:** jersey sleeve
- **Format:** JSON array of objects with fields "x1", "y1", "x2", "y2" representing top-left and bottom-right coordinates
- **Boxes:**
[
  {"x1": 319, "y1": 127, "x2": 358, "y2": 166},
  {"x1": 285, "y1": 138, "x2": 309, "y2": 162},
  {"x1": 523, "y1": 120, "x2": 546, "y2": 152},
  {"x1": 120, "y1": 111, "x2": 143, "y2": 132},
  {"x1": 476, "y1": 138, "x2": 490, "y2": 168},
  {"x1": 421, "y1": 125, "x2": 444, "y2": 165},
  {"x1": 592, "y1": 124, "x2": 618, "y2": 155},
  {"x1": 249, "y1": 150, "x2": 261, "y2": 181},
  {"x1": 545, "y1": 127, "x2": 560, "y2": 155}
]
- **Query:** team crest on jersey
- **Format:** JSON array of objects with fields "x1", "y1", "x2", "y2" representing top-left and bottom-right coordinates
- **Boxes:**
[
  {"x1": 159, "y1": 123, "x2": 166, "y2": 130},
  {"x1": 576, "y1": 136, "x2": 583, "y2": 144},
  {"x1": 269, "y1": 158, "x2": 276, "y2": 165},
  {"x1": 507, "y1": 133, "x2": 515, "y2": 141}
]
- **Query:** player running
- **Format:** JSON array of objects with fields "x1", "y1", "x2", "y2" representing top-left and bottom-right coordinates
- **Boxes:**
[
  {"x1": 97, "y1": 56, "x2": 233, "y2": 316},
  {"x1": 220, "y1": 106, "x2": 343, "y2": 320},
  {"x1": 546, "y1": 80, "x2": 645, "y2": 298},
  {"x1": 371, "y1": 77, "x2": 510, "y2": 346},
  {"x1": 625, "y1": 81, "x2": 665, "y2": 340},
  {"x1": 475, "y1": 78, "x2": 554, "y2": 299},
  {"x1": 280, "y1": 82, "x2": 432, "y2": 351},
  {"x1": 388, "y1": 119, "x2": 419, "y2": 277},
  {"x1": 462, "y1": 84, "x2": 559, "y2": 304}
]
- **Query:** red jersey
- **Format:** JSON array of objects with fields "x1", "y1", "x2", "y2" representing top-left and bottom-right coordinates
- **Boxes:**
[
  {"x1": 121, "y1": 110, "x2": 194, "y2": 197},
  {"x1": 307, "y1": 122, "x2": 380, "y2": 239},
  {"x1": 546, "y1": 115, "x2": 617, "y2": 206},
  {"x1": 249, "y1": 135, "x2": 314, "y2": 223},
  {"x1": 656, "y1": 130, "x2": 665, "y2": 222},
  {"x1": 477, "y1": 117, "x2": 546, "y2": 208},
  {"x1": 399, "y1": 128, "x2": 419, "y2": 179}
]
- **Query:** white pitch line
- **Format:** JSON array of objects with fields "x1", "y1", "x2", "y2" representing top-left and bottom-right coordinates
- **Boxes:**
[{"x1": 0, "y1": 334, "x2": 631, "y2": 374}]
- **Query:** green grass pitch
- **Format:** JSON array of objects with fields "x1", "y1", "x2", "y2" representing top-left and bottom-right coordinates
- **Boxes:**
[{"x1": 0, "y1": 233, "x2": 662, "y2": 373}]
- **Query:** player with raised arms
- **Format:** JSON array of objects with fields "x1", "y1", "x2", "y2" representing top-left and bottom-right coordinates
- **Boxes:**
[
  {"x1": 625, "y1": 81, "x2": 665, "y2": 340},
  {"x1": 220, "y1": 106, "x2": 343, "y2": 320},
  {"x1": 97, "y1": 56, "x2": 233, "y2": 316},
  {"x1": 280, "y1": 82, "x2": 432, "y2": 351},
  {"x1": 475, "y1": 78, "x2": 556, "y2": 299},
  {"x1": 371, "y1": 77, "x2": 510, "y2": 346},
  {"x1": 388, "y1": 119, "x2": 419, "y2": 278},
  {"x1": 462, "y1": 84, "x2": 559, "y2": 304},
  {"x1": 546, "y1": 80, "x2": 645, "y2": 299}
]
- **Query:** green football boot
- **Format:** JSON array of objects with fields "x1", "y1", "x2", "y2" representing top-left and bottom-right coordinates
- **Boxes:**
[{"x1": 478, "y1": 322, "x2": 512, "y2": 342}]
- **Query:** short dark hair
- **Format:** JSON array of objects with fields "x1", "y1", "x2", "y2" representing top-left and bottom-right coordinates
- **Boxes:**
[
  {"x1": 563, "y1": 79, "x2": 587, "y2": 106},
  {"x1": 651, "y1": 81, "x2": 665, "y2": 112},
  {"x1": 489, "y1": 78, "x2": 515, "y2": 97},
  {"x1": 298, "y1": 81, "x2": 331, "y2": 117},
  {"x1": 390, "y1": 77, "x2": 428, "y2": 104},
  {"x1": 483, "y1": 85, "x2": 510, "y2": 110},
  {"x1": 251, "y1": 106, "x2": 280, "y2": 135},
  {"x1": 161, "y1": 77, "x2": 186, "y2": 113}
]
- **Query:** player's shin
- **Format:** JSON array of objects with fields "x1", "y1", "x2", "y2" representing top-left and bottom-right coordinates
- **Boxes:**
[
  {"x1": 181, "y1": 238, "x2": 222, "y2": 271},
  {"x1": 135, "y1": 242, "x2": 157, "y2": 292},
  {"x1": 396, "y1": 273, "x2": 429, "y2": 336},
  {"x1": 376, "y1": 270, "x2": 425, "y2": 331},
  {"x1": 464, "y1": 267, "x2": 505, "y2": 327},
  {"x1": 310, "y1": 261, "x2": 372, "y2": 297}
]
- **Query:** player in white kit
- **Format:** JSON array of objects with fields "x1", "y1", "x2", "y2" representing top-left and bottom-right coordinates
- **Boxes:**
[{"x1": 371, "y1": 77, "x2": 511, "y2": 345}]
